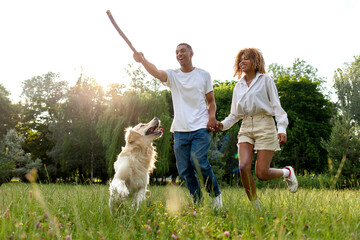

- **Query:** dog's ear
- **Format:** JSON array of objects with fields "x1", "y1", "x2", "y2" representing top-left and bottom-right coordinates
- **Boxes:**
[{"x1": 126, "y1": 128, "x2": 142, "y2": 144}]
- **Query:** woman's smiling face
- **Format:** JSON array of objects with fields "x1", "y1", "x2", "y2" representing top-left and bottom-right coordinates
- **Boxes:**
[{"x1": 238, "y1": 54, "x2": 252, "y2": 73}]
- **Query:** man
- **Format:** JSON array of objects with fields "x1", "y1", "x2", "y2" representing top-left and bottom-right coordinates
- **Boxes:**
[{"x1": 133, "y1": 43, "x2": 222, "y2": 207}]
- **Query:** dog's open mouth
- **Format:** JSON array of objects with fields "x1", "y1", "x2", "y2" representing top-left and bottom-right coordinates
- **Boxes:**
[{"x1": 145, "y1": 123, "x2": 164, "y2": 135}]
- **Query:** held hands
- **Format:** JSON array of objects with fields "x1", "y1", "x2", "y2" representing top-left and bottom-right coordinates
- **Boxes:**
[
  {"x1": 216, "y1": 122, "x2": 223, "y2": 132},
  {"x1": 277, "y1": 133, "x2": 287, "y2": 144},
  {"x1": 207, "y1": 117, "x2": 217, "y2": 132},
  {"x1": 207, "y1": 120, "x2": 223, "y2": 133}
]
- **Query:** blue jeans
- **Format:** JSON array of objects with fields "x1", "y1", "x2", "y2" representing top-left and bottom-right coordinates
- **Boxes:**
[{"x1": 174, "y1": 128, "x2": 220, "y2": 202}]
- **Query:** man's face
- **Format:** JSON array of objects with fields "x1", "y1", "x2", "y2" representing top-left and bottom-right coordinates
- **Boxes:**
[{"x1": 176, "y1": 45, "x2": 193, "y2": 67}]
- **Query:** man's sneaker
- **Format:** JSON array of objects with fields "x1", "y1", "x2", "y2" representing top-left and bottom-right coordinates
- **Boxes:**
[
  {"x1": 283, "y1": 166, "x2": 298, "y2": 193},
  {"x1": 211, "y1": 194, "x2": 223, "y2": 209}
]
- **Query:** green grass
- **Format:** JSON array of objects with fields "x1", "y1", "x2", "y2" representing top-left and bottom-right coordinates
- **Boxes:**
[{"x1": 0, "y1": 182, "x2": 359, "y2": 239}]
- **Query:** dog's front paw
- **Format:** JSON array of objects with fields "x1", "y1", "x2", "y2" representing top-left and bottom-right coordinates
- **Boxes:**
[
  {"x1": 110, "y1": 179, "x2": 130, "y2": 198},
  {"x1": 120, "y1": 188, "x2": 130, "y2": 197}
]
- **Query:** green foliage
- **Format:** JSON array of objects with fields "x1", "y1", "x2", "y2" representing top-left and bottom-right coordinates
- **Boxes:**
[
  {"x1": 138, "y1": 90, "x2": 174, "y2": 179},
  {"x1": 56, "y1": 76, "x2": 106, "y2": 181},
  {"x1": 268, "y1": 58, "x2": 325, "y2": 85},
  {"x1": 0, "y1": 84, "x2": 11, "y2": 137},
  {"x1": 6, "y1": 56, "x2": 360, "y2": 185},
  {"x1": 213, "y1": 80, "x2": 237, "y2": 120},
  {"x1": 125, "y1": 63, "x2": 149, "y2": 93},
  {"x1": 19, "y1": 72, "x2": 68, "y2": 179},
  {"x1": 0, "y1": 84, "x2": 17, "y2": 138},
  {"x1": 330, "y1": 55, "x2": 360, "y2": 181},
  {"x1": 1, "y1": 183, "x2": 359, "y2": 239},
  {"x1": 212, "y1": 80, "x2": 241, "y2": 185},
  {"x1": 269, "y1": 61, "x2": 333, "y2": 173},
  {"x1": 0, "y1": 151, "x2": 15, "y2": 185},
  {"x1": 321, "y1": 114, "x2": 360, "y2": 179},
  {"x1": 152, "y1": 113, "x2": 173, "y2": 178},
  {"x1": 96, "y1": 112, "x2": 127, "y2": 177},
  {"x1": 96, "y1": 89, "x2": 173, "y2": 178},
  {"x1": 96, "y1": 91, "x2": 138, "y2": 178},
  {"x1": 21, "y1": 72, "x2": 68, "y2": 125},
  {"x1": 333, "y1": 55, "x2": 360, "y2": 124},
  {"x1": 0, "y1": 129, "x2": 41, "y2": 181},
  {"x1": 208, "y1": 134, "x2": 227, "y2": 185},
  {"x1": 284, "y1": 118, "x2": 320, "y2": 171},
  {"x1": 96, "y1": 66, "x2": 174, "y2": 179},
  {"x1": 254, "y1": 171, "x2": 360, "y2": 190}
]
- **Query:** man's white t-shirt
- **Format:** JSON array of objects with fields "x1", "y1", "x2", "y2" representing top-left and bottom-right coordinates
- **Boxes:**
[{"x1": 164, "y1": 67, "x2": 213, "y2": 132}]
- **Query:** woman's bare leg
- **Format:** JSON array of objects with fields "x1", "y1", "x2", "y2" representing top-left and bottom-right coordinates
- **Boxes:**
[
  {"x1": 255, "y1": 150, "x2": 283, "y2": 181},
  {"x1": 238, "y1": 142, "x2": 256, "y2": 201}
]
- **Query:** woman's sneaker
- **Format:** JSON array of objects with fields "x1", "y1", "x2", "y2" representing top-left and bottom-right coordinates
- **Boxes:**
[{"x1": 283, "y1": 166, "x2": 298, "y2": 193}]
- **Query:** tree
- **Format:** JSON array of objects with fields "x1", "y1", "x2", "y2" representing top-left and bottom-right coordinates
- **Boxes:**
[
  {"x1": 125, "y1": 63, "x2": 150, "y2": 93},
  {"x1": 269, "y1": 58, "x2": 325, "y2": 84},
  {"x1": 0, "y1": 129, "x2": 41, "y2": 181},
  {"x1": 0, "y1": 151, "x2": 15, "y2": 185},
  {"x1": 0, "y1": 84, "x2": 16, "y2": 138},
  {"x1": 56, "y1": 76, "x2": 106, "y2": 182},
  {"x1": 97, "y1": 76, "x2": 174, "y2": 180},
  {"x1": 321, "y1": 114, "x2": 360, "y2": 182},
  {"x1": 333, "y1": 55, "x2": 360, "y2": 124},
  {"x1": 268, "y1": 60, "x2": 333, "y2": 173},
  {"x1": 19, "y1": 72, "x2": 68, "y2": 179},
  {"x1": 213, "y1": 80, "x2": 237, "y2": 120},
  {"x1": 21, "y1": 72, "x2": 68, "y2": 123},
  {"x1": 105, "y1": 83, "x2": 127, "y2": 99}
]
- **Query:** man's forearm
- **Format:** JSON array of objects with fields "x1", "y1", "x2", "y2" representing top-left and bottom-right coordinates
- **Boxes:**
[
  {"x1": 134, "y1": 52, "x2": 167, "y2": 82},
  {"x1": 141, "y1": 59, "x2": 160, "y2": 78},
  {"x1": 141, "y1": 59, "x2": 167, "y2": 82},
  {"x1": 207, "y1": 100, "x2": 216, "y2": 119},
  {"x1": 205, "y1": 91, "x2": 216, "y2": 120}
]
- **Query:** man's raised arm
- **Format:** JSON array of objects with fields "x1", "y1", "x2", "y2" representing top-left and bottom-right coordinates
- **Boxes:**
[{"x1": 133, "y1": 52, "x2": 167, "y2": 82}]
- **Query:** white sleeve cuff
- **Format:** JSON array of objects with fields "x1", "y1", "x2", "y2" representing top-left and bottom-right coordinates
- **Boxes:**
[{"x1": 277, "y1": 125, "x2": 287, "y2": 135}]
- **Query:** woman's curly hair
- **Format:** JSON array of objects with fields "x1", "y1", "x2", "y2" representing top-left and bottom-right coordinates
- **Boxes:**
[{"x1": 233, "y1": 48, "x2": 266, "y2": 79}]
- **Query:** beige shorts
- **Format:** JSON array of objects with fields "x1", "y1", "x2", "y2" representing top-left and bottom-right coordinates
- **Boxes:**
[{"x1": 237, "y1": 115, "x2": 281, "y2": 151}]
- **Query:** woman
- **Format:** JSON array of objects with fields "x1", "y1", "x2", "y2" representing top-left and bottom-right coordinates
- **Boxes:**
[{"x1": 216, "y1": 48, "x2": 298, "y2": 211}]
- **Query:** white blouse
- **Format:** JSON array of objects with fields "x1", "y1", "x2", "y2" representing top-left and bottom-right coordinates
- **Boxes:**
[{"x1": 221, "y1": 72, "x2": 288, "y2": 134}]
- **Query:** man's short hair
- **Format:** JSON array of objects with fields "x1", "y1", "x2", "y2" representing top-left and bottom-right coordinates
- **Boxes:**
[{"x1": 177, "y1": 43, "x2": 193, "y2": 52}]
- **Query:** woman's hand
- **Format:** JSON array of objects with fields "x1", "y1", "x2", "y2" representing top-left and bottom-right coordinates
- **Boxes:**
[
  {"x1": 215, "y1": 122, "x2": 223, "y2": 132},
  {"x1": 277, "y1": 133, "x2": 287, "y2": 144}
]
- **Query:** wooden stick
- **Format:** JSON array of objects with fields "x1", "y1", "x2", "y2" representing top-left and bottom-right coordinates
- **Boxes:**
[{"x1": 106, "y1": 10, "x2": 137, "y2": 53}]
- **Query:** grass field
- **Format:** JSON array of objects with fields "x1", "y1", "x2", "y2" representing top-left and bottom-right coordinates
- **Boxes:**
[{"x1": 0, "y1": 182, "x2": 359, "y2": 240}]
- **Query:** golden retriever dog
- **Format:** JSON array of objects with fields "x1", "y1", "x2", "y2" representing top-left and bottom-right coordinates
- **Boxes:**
[{"x1": 109, "y1": 117, "x2": 163, "y2": 210}]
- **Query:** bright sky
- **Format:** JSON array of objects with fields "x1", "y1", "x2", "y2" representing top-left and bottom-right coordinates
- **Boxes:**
[{"x1": 1, "y1": 0, "x2": 359, "y2": 102}]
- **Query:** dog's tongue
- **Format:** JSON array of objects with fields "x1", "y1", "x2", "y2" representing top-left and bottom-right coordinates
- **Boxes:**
[{"x1": 160, "y1": 128, "x2": 164, "y2": 132}]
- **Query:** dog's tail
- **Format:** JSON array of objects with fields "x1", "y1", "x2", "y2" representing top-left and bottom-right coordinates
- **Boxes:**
[{"x1": 109, "y1": 179, "x2": 130, "y2": 209}]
